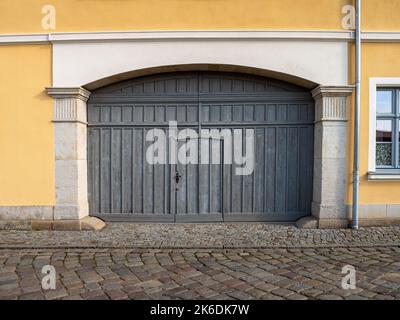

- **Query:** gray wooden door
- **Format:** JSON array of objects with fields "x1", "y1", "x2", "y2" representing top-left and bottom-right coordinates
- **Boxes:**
[{"x1": 87, "y1": 72, "x2": 314, "y2": 222}]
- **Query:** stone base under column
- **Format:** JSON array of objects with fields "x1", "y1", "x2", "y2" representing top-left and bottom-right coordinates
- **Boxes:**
[
  {"x1": 54, "y1": 204, "x2": 89, "y2": 220},
  {"x1": 0, "y1": 216, "x2": 105, "y2": 231},
  {"x1": 296, "y1": 216, "x2": 400, "y2": 229},
  {"x1": 295, "y1": 216, "x2": 349, "y2": 229}
]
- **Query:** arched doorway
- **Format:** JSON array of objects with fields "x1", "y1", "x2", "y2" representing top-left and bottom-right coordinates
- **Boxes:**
[{"x1": 87, "y1": 71, "x2": 314, "y2": 222}]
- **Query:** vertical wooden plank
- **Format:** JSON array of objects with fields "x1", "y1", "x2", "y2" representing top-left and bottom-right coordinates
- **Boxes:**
[
  {"x1": 299, "y1": 104, "x2": 308, "y2": 122},
  {"x1": 176, "y1": 139, "x2": 187, "y2": 214},
  {"x1": 88, "y1": 106, "x2": 101, "y2": 124},
  {"x1": 242, "y1": 128, "x2": 253, "y2": 213},
  {"x1": 132, "y1": 129, "x2": 143, "y2": 213},
  {"x1": 233, "y1": 105, "x2": 243, "y2": 121},
  {"x1": 265, "y1": 127, "x2": 276, "y2": 213},
  {"x1": 254, "y1": 128, "x2": 265, "y2": 213},
  {"x1": 275, "y1": 127, "x2": 287, "y2": 213},
  {"x1": 298, "y1": 127, "x2": 307, "y2": 212},
  {"x1": 233, "y1": 79, "x2": 244, "y2": 92},
  {"x1": 254, "y1": 104, "x2": 265, "y2": 122},
  {"x1": 187, "y1": 105, "x2": 198, "y2": 122},
  {"x1": 305, "y1": 126, "x2": 314, "y2": 212},
  {"x1": 201, "y1": 76, "x2": 210, "y2": 94},
  {"x1": 154, "y1": 80, "x2": 165, "y2": 93},
  {"x1": 186, "y1": 135, "x2": 199, "y2": 214},
  {"x1": 177, "y1": 105, "x2": 186, "y2": 122},
  {"x1": 143, "y1": 128, "x2": 154, "y2": 213},
  {"x1": 144, "y1": 81, "x2": 155, "y2": 93},
  {"x1": 298, "y1": 126, "x2": 314, "y2": 214},
  {"x1": 221, "y1": 105, "x2": 232, "y2": 123},
  {"x1": 210, "y1": 160, "x2": 221, "y2": 214},
  {"x1": 165, "y1": 105, "x2": 177, "y2": 122},
  {"x1": 144, "y1": 105, "x2": 155, "y2": 122},
  {"x1": 210, "y1": 105, "x2": 221, "y2": 122},
  {"x1": 153, "y1": 161, "x2": 165, "y2": 213},
  {"x1": 122, "y1": 106, "x2": 133, "y2": 124},
  {"x1": 287, "y1": 127, "x2": 299, "y2": 212},
  {"x1": 88, "y1": 128, "x2": 101, "y2": 214},
  {"x1": 223, "y1": 129, "x2": 232, "y2": 214},
  {"x1": 101, "y1": 106, "x2": 111, "y2": 123},
  {"x1": 277, "y1": 104, "x2": 288, "y2": 121},
  {"x1": 231, "y1": 131, "x2": 242, "y2": 213},
  {"x1": 164, "y1": 129, "x2": 169, "y2": 215},
  {"x1": 100, "y1": 128, "x2": 111, "y2": 213},
  {"x1": 244, "y1": 104, "x2": 254, "y2": 122},
  {"x1": 288, "y1": 104, "x2": 299, "y2": 122},
  {"x1": 151, "y1": 122, "x2": 165, "y2": 214},
  {"x1": 111, "y1": 128, "x2": 122, "y2": 213},
  {"x1": 266, "y1": 104, "x2": 276, "y2": 122},
  {"x1": 177, "y1": 78, "x2": 186, "y2": 93},
  {"x1": 199, "y1": 138, "x2": 209, "y2": 214},
  {"x1": 155, "y1": 105, "x2": 165, "y2": 122},
  {"x1": 111, "y1": 106, "x2": 122, "y2": 123},
  {"x1": 221, "y1": 78, "x2": 232, "y2": 92},
  {"x1": 122, "y1": 129, "x2": 133, "y2": 213},
  {"x1": 133, "y1": 105, "x2": 143, "y2": 123},
  {"x1": 201, "y1": 105, "x2": 210, "y2": 123}
]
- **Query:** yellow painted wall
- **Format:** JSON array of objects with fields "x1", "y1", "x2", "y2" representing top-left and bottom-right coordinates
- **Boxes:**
[
  {"x1": 363, "y1": 0, "x2": 400, "y2": 31},
  {"x1": 347, "y1": 43, "x2": 400, "y2": 205},
  {"x1": 2, "y1": 0, "x2": 400, "y2": 34},
  {"x1": 0, "y1": 45, "x2": 54, "y2": 205},
  {"x1": 1, "y1": 1, "x2": 400, "y2": 208},
  {"x1": 0, "y1": 0, "x2": 351, "y2": 33}
]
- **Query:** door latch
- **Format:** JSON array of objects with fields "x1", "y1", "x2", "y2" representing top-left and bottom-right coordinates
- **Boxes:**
[{"x1": 175, "y1": 172, "x2": 182, "y2": 184}]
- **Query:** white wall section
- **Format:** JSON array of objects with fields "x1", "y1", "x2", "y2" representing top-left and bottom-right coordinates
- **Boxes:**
[{"x1": 52, "y1": 39, "x2": 349, "y2": 88}]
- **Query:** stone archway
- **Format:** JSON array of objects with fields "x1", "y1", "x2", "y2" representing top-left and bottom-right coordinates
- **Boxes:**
[{"x1": 46, "y1": 66, "x2": 353, "y2": 228}]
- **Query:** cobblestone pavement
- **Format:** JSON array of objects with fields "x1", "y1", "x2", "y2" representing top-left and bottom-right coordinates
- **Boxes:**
[
  {"x1": 0, "y1": 247, "x2": 399, "y2": 300},
  {"x1": 1, "y1": 224, "x2": 399, "y2": 300},
  {"x1": 0, "y1": 223, "x2": 400, "y2": 248}
]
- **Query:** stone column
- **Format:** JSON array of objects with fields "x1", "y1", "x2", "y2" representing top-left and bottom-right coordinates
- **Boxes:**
[
  {"x1": 311, "y1": 86, "x2": 353, "y2": 228},
  {"x1": 46, "y1": 87, "x2": 91, "y2": 220}
]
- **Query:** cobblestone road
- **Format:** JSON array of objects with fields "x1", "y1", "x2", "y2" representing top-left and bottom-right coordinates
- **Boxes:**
[
  {"x1": 1, "y1": 224, "x2": 400, "y2": 300},
  {"x1": 1, "y1": 247, "x2": 400, "y2": 300},
  {"x1": 0, "y1": 223, "x2": 400, "y2": 248}
]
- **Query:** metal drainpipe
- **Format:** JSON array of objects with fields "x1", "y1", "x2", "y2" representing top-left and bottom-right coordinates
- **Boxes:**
[{"x1": 352, "y1": 0, "x2": 361, "y2": 229}]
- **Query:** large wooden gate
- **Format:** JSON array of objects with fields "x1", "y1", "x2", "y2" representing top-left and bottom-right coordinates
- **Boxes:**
[{"x1": 87, "y1": 72, "x2": 314, "y2": 222}]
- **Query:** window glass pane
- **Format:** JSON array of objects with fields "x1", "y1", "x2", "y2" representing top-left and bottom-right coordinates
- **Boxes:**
[
  {"x1": 376, "y1": 120, "x2": 392, "y2": 142},
  {"x1": 377, "y1": 90, "x2": 393, "y2": 114},
  {"x1": 376, "y1": 143, "x2": 392, "y2": 166}
]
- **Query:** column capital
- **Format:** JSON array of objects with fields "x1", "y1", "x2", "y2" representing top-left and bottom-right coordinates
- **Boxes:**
[
  {"x1": 46, "y1": 87, "x2": 91, "y2": 124},
  {"x1": 312, "y1": 85, "x2": 354, "y2": 122},
  {"x1": 46, "y1": 87, "x2": 91, "y2": 102},
  {"x1": 311, "y1": 85, "x2": 354, "y2": 99}
]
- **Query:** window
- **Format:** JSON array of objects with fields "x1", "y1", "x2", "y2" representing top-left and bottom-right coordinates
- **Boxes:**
[{"x1": 376, "y1": 89, "x2": 400, "y2": 170}]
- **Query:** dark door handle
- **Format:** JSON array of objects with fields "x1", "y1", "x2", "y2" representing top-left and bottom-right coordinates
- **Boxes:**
[{"x1": 175, "y1": 172, "x2": 182, "y2": 184}]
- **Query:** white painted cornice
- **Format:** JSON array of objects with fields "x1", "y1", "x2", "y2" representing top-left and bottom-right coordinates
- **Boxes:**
[
  {"x1": 362, "y1": 31, "x2": 400, "y2": 42},
  {"x1": 0, "y1": 33, "x2": 50, "y2": 44},
  {"x1": 2, "y1": 30, "x2": 400, "y2": 45},
  {"x1": 0, "y1": 30, "x2": 356, "y2": 44}
]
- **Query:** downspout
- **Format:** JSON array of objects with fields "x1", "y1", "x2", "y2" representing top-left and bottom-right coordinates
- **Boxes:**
[{"x1": 351, "y1": 0, "x2": 361, "y2": 229}]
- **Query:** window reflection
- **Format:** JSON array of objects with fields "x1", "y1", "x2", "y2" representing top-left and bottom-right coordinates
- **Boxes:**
[
  {"x1": 377, "y1": 91, "x2": 393, "y2": 114},
  {"x1": 376, "y1": 120, "x2": 392, "y2": 142}
]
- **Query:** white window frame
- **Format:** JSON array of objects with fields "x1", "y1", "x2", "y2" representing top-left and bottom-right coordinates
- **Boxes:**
[{"x1": 369, "y1": 77, "x2": 400, "y2": 180}]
